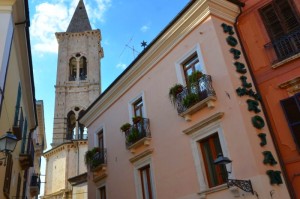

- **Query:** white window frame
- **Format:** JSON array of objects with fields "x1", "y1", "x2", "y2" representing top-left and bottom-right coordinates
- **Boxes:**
[
  {"x1": 175, "y1": 44, "x2": 206, "y2": 86},
  {"x1": 133, "y1": 155, "x2": 156, "y2": 199},
  {"x1": 96, "y1": 181, "x2": 107, "y2": 199},
  {"x1": 189, "y1": 122, "x2": 230, "y2": 191},
  {"x1": 128, "y1": 91, "x2": 147, "y2": 121},
  {"x1": 93, "y1": 124, "x2": 105, "y2": 148}
]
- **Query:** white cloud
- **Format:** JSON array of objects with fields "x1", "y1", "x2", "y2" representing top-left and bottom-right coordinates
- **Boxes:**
[
  {"x1": 116, "y1": 63, "x2": 127, "y2": 69},
  {"x1": 140, "y1": 25, "x2": 150, "y2": 33},
  {"x1": 30, "y1": 0, "x2": 111, "y2": 54}
]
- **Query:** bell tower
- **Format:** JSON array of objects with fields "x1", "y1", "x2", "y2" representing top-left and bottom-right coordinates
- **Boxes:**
[{"x1": 52, "y1": 0, "x2": 103, "y2": 146}]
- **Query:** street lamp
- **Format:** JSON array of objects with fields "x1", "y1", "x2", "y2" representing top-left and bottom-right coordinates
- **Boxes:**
[
  {"x1": 214, "y1": 153, "x2": 254, "y2": 194},
  {"x1": 0, "y1": 131, "x2": 18, "y2": 166}
]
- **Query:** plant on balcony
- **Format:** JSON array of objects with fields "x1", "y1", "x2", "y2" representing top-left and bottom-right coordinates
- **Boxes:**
[
  {"x1": 84, "y1": 147, "x2": 100, "y2": 167},
  {"x1": 132, "y1": 116, "x2": 143, "y2": 124},
  {"x1": 183, "y1": 93, "x2": 199, "y2": 108},
  {"x1": 188, "y1": 70, "x2": 203, "y2": 84},
  {"x1": 120, "y1": 123, "x2": 131, "y2": 132},
  {"x1": 169, "y1": 84, "x2": 184, "y2": 106},
  {"x1": 127, "y1": 127, "x2": 139, "y2": 143}
]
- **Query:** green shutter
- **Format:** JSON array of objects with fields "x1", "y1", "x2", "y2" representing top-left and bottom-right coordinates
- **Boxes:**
[
  {"x1": 13, "y1": 83, "x2": 21, "y2": 126},
  {"x1": 21, "y1": 119, "x2": 27, "y2": 154}
]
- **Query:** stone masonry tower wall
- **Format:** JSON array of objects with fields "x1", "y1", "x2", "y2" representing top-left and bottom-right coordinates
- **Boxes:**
[{"x1": 51, "y1": 0, "x2": 103, "y2": 146}]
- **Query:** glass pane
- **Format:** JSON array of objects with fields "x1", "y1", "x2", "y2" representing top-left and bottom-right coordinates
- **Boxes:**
[
  {"x1": 291, "y1": 124, "x2": 300, "y2": 148},
  {"x1": 281, "y1": 97, "x2": 300, "y2": 124},
  {"x1": 202, "y1": 141, "x2": 218, "y2": 187}
]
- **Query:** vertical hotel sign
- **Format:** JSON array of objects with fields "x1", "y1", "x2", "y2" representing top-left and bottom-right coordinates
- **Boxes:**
[{"x1": 221, "y1": 23, "x2": 283, "y2": 185}]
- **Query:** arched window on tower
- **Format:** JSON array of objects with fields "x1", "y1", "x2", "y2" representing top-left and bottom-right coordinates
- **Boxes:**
[
  {"x1": 79, "y1": 56, "x2": 87, "y2": 80},
  {"x1": 67, "y1": 111, "x2": 76, "y2": 140},
  {"x1": 78, "y1": 110, "x2": 87, "y2": 139},
  {"x1": 69, "y1": 57, "x2": 77, "y2": 81}
]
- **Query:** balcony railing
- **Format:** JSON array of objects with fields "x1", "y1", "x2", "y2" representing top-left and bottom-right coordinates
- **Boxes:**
[
  {"x1": 66, "y1": 133, "x2": 88, "y2": 140},
  {"x1": 265, "y1": 28, "x2": 300, "y2": 64},
  {"x1": 175, "y1": 75, "x2": 216, "y2": 114},
  {"x1": 30, "y1": 174, "x2": 40, "y2": 197},
  {"x1": 125, "y1": 118, "x2": 151, "y2": 148},
  {"x1": 90, "y1": 149, "x2": 107, "y2": 171}
]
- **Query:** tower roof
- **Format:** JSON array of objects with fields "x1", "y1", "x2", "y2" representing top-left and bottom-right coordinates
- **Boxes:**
[{"x1": 66, "y1": 0, "x2": 92, "y2": 33}]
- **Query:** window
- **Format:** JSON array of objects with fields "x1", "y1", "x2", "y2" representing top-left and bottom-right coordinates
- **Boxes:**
[
  {"x1": 98, "y1": 130, "x2": 104, "y2": 150},
  {"x1": 182, "y1": 53, "x2": 202, "y2": 85},
  {"x1": 66, "y1": 108, "x2": 87, "y2": 140},
  {"x1": 139, "y1": 165, "x2": 153, "y2": 199},
  {"x1": 133, "y1": 98, "x2": 144, "y2": 117},
  {"x1": 260, "y1": 0, "x2": 300, "y2": 61},
  {"x1": 199, "y1": 133, "x2": 227, "y2": 187},
  {"x1": 69, "y1": 54, "x2": 87, "y2": 81},
  {"x1": 98, "y1": 186, "x2": 106, "y2": 199},
  {"x1": 281, "y1": 92, "x2": 300, "y2": 149}
]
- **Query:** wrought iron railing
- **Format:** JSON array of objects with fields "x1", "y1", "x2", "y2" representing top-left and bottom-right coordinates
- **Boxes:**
[
  {"x1": 66, "y1": 133, "x2": 88, "y2": 140},
  {"x1": 90, "y1": 149, "x2": 107, "y2": 170},
  {"x1": 125, "y1": 118, "x2": 151, "y2": 148},
  {"x1": 175, "y1": 75, "x2": 216, "y2": 114},
  {"x1": 265, "y1": 28, "x2": 300, "y2": 64},
  {"x1": 30, "y1": 174, "x2": 41, "y2": 189}
]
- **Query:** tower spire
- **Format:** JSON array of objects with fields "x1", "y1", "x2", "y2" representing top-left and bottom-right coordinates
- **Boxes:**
[{"x1": 66, "y1": 0, "x2": 92, "y2": 33}]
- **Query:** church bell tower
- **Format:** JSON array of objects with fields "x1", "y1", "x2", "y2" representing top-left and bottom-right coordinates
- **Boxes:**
[{"x1": 52, "y1": 0, "x2": 103, "y2": 146}]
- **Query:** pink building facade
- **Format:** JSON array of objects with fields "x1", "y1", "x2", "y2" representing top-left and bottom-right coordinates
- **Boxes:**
[{"x1": 80, "y1": 0, "x2": 291, "y2": 198}]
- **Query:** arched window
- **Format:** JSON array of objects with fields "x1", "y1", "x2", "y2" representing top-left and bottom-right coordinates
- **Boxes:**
[
  {"x1": 79, "y1": 57, "x2": 87, "y2": 80},
  {"x1": 78, "y1": 110, "x2": 87, "y2": 139},
  {"x1": 69, "y1": 57, "x2": 77, "y2": 81},
  {"x1": 67, "y1": 111, "x2": 76, "y2": 140}
]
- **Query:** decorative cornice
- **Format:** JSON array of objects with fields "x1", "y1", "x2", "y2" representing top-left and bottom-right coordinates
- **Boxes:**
[
  {"x1": 278, "y1": 76, "x2": 300, "y2": 96},
  {"x1": 129, "y1": 148, "x2": 154, "y2": 163},
  {"x1": 43, "y1": 141, "x2": 87, "y2": 158},
  {"x1": 80, "y1": 0, "x2": 239, "y2": 127},
  {"x1": 182, "y1": 112, "x2": 224, "y2": 135}
]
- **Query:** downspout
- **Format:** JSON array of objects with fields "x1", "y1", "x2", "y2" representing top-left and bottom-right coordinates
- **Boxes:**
[{"x1": 232, "y1": 2, "x2": 295, "y2": 198}]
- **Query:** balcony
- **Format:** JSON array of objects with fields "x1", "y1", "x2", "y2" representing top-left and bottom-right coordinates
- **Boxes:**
[
  {"x1": 30, "y1": 174, "x2": 40, "y2": 197},
  {"x1": 265, "y1": 28, "x2": 300, "y2": 66},
  {"x1": 85, "y1": 148, "x2": 107, "y2": 182},
  {"x1": 172, "y1": 75, "x2": 216, "y2": 121},
  {"x1": 125, "y1": 118, "x2": 151, "y2": 152},
  {"x1": 19, "y1": 148, "x2": 34, "y2": 170}
]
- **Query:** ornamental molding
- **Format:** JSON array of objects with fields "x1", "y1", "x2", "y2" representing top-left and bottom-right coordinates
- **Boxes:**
[
  {"x1": 278, "y1": 76, "x2": 300, "y2": 96},
  {"x1": 129, "y1": 148, "x2": 154, "y2": 163},
  {"x1": 43, "y1": 141, "x2": 87, "y2": 158},
  {"x1": 183, "y1": 112, "x2": 224, "y2": 135},
  {"x1": 80, "y1": 0, "x2": 239, "y2": 127}
]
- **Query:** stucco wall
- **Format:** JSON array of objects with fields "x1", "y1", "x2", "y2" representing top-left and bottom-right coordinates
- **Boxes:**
[{"x1": 85, "y1": 6, "x2": 290, "y2": 199}]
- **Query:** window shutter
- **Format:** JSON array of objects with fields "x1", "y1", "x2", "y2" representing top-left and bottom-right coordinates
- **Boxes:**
[
  {"x1": 21, "y1": 119, "x2": 27, "y2": 153},
  {"x1": 3, "y1": 153, "x2": 13, "y2": 197},
  {"x1": 274, "y1": 0, "x2": 300, "y2": 32},
  {"x1": 260, "y1": 4, "x2": 284, "y2": 40},
  {"x1": 281, "y1": 94, "x2": 300, "y2": 149},
  {"x1": 13, "y1": 83, "x2": 22, "y2": 126}
]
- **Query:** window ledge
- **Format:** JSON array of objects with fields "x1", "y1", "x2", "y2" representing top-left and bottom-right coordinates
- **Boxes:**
[
  {"x1": 179, "y1": 96, "x2": 217, "y2": 121},
  {"x1": 128, "y1": 137, "x2": 151, "y2": 154},
  {"x1": 198, "y1": 184, "x2": 228, "y2": 198},
  {"x1": 92, "y1": 165, "x2": 107, "y2": 182},
  {"x1": 272, "y1": 52, "x2": 300, "y2": 69}
]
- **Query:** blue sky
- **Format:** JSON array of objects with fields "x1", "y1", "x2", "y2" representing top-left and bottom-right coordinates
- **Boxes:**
[{"x1": 29, "y1": 0, "x2": 189, "y2": 195}]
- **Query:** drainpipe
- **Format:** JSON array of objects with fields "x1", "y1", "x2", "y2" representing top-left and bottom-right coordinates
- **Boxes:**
[{"x1": 232, "y1": 2, "x2": 295, "y2": 198}]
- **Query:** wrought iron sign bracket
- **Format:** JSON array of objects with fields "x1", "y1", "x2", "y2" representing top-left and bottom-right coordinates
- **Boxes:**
[{"x1": 227, "y1": 179, "x2": 254, "y2": 194}]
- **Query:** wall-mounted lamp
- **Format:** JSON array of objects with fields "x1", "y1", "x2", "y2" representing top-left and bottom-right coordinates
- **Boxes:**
[
  {"x1": 214, "y1": 153, "x2": 254, "y2": 194},
  {"x1": 0, "y1": 131, "x2": 17, "y2": 166}
]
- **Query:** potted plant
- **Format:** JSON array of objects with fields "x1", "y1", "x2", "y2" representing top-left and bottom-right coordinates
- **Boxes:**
[
  {"x1": 127, "y1": 127, "x2": 140, "y2": 143},
  {"x1": 169, "y1": 83, "x2": 184, "y2": 106},
  {"x1": 188, "y1": 70, "x2": 203, "y2": 84},
  {"x1": 120, "y1": 123, "x2": 131, "y2": 132},
  {"x1": 183, "y1": 93, "x2": 199, "y2": 108},
  {"x1": 84, "y1": 147, "x2": 100, "y2": 167},
  {"x1": 132, "y1": 116, "x2": 143, "y2": 124}
]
